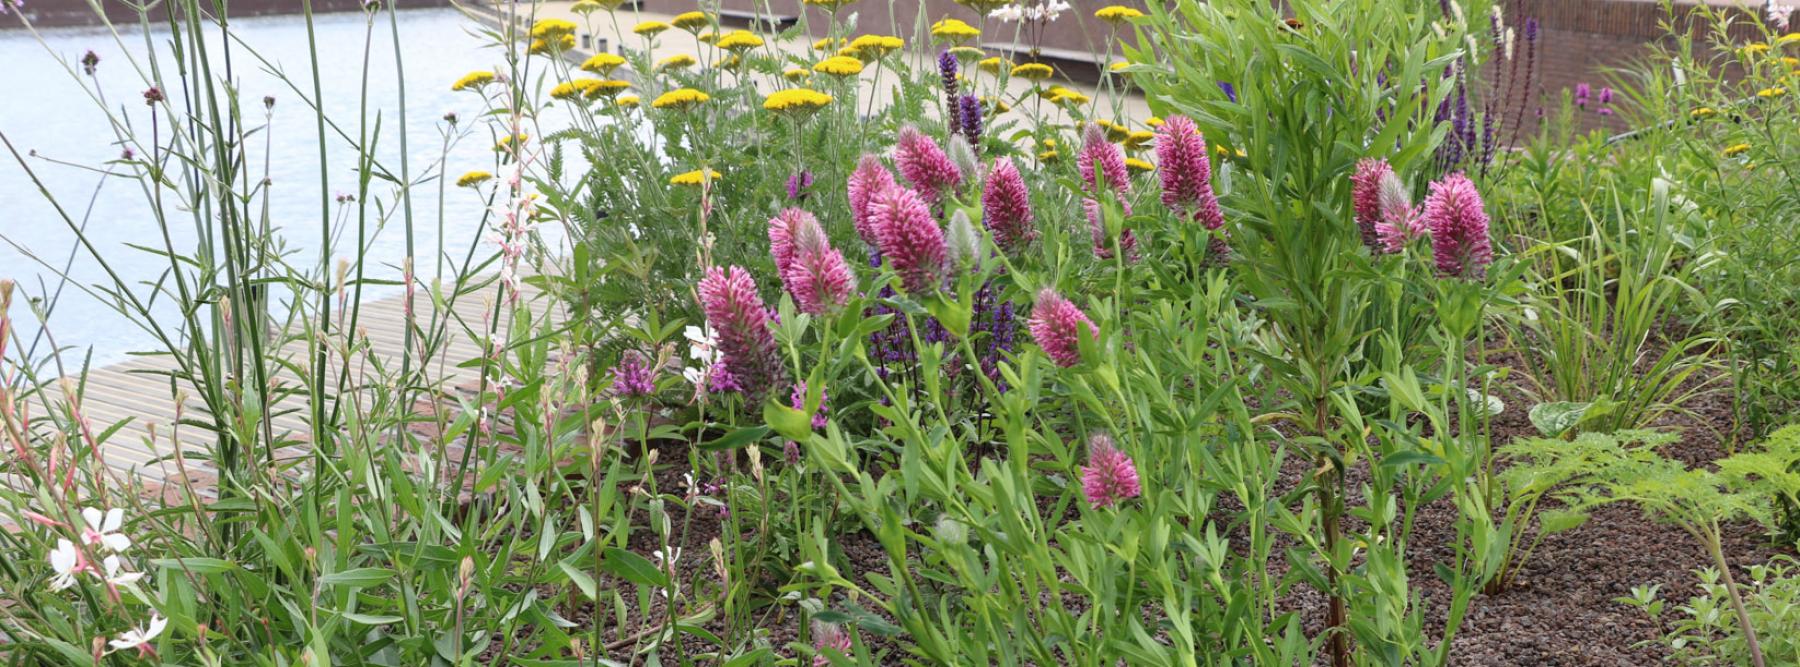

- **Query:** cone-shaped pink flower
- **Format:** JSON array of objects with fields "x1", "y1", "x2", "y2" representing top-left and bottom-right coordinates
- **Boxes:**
[
  {"x1": 847, "y1": 155, "x2": 897, "y2": 247},
  {"x1": 697, "y1": 266, "x2": 787, "y2": 402},
  {"x1": 894, "y1": 126, "x2": 963, "y2": 202},
  {"x1": 812, "y1": 623, "x2": 853, "y2": 666},
  {"x1": 1351, "y1": 158, "x2": 1390, "y2": 250},
  {"x1": 1423, "y1": 172, "x2": 1492, "y2": 279},
  {"x1": 774, "y1": 209, "x2": 855, "y2": 315},
  {"x1": 1374, "y1": 169, "x2": 1427, "y2": 254},
  {"x1": 981, "y1": 157, "x2": 1037, "y2": 253},
  {"x1": 1077, "y1": 123, "x2": 1129, "y2": 195},
  {"x1": 1080, "y1": 433, "x2": 1141, "y2": 508},
  {"x1": 870, "y1": 184, "x2": 947, "y2": 293},
  {"x1": 1029, "y1": 288, "x2": 1098, "y2": 368},
  {"x1": 1156, "y1": 115, "x2": 1223, "y2": 230}
]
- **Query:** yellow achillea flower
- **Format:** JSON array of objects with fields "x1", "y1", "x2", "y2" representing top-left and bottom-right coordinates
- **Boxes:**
[
  {"x1": 494, "y1": 133, "x2": 528, "y2": 152},
  {"x1": 530, "y1": 18, "x2": 577, "y2": 40},
  {"x1": 718, "y1": 55, "x2": 744, "y2": 70},
  {"x1": 978, "y1": 56, "x2": 1010, "y2": 74},
  {"x1": 1782, "y1": 57, "x2": 1800, "y2": 67},
  {"x1": 1145, "y1": 116, "x2": 1164, "y2": 127},
  {"x1": 616, "y1": 94, "x2": 641, "y2": 109},
  {"x1": 529, "y1": 34, "x2": 575, "y2": 55},
  {"x1": 1095, "y1": 5, "x2": 1144, "y2": 22},
  {"x1": 1743, "y1": 43, "x2": 1771, "y2": 57},
  {"x1": 1124, "y1": 130, "x2": 1156, "y2": 149},
  {"x1": 1125, "y1": 157, "x2": 1154, "y2": 173},
  {"x1": 813, "y1": 37, "x2": 846, "y2": 52},
  {"x1": 716, "y1": 30, "x2": 764, "y2": 50},
  {"x1": 1038, "y1": 149, "x2": 1059, "y2": 160},
  {"x1": 813, "y1": 56, "x2": 865, "y2": 77},
  {"x1": 569, "y1": 0, "x2": 604, "y2": 14},
  {"x1": 1050, "y1": 88, "x2": 1090, "y2": 105},
  {"x1": 764, "y1": 88, "x2": 833, "y2": 113},
  {"x1": 452, "y1": 70, "x2": 495, "y2": 91},
  {"x1": 457, "y1": 171, "x2": 493, "y2": 187},
  {"x1": 1779, "y1": 33, "x2": 1800, "y2": 46},
  {"x1": 586, "y1": 80, "x2": 631, "y2": 99},
  {"x1": 1759, "y1": 86, "x2": 1788, "y2": 99},
  {"x1": 671, "y1": 11, "x2": 711, "y2": 31},
  {"x1": 948, "y1": 46, "x2": 985, "y2": 60},
  {"x1": 784, "y1": 67, "x2": 811, "y2": 81},
  {"x1": 549, "y1": 80, "x2": 585, "y2": 100},
  {"x1": 670, "y1": 168, "x2": 722, "y2": 186},
  {"x1": 696, "y1": 30, "x2": 719, "y2": 44},
  {"x1": 633, "y1": 21, "x2": 671, "y2": 36},
  {"x1": 1094, "y1": 118, "x2": 1129, "y2": 141},
  {"x1": 580, "y1": 53, "x2": 627, "y2": 75},
  {"x1": 982, "y1": 96, "x2": 1011, "y2": 114},
  {"x1": 658, "y1": 53, "x2": 697, "y2": 70},
  {"x1": 847, "y1": 34, "x2": 904, "y2": 58},
  {"x1": 653, "y1": 88, "x2": 710, "y2": 110},
  {"x1": 1723, "y1": 143, "x2": 1751, "y2": 157},
  {"x1": 931, "y1": 18, "x2": 980, "y2": 43},
  {"x1": 1690, "y1": 107, "x2": 1716, "y2": 119},
  {"x1": 1012, "y1": 62, "x2": 1054, "y2": 80}
]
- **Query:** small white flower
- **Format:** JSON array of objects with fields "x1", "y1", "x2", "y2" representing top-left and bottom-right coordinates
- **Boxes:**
[
  {"x1": 652, "y1": 546, "x2": 682, "y2": 572},
  {"x1": 80, "y1": 507, "x2": 132, "y2": 552},
  {"x1": 100, "y1": 555, "x2": 144, "y2": 588},
  {"x1": 49, "y1": 539, "x2": 83, "y2": 590},
  {"x1": 107, "y1": 614, "x2": 168, "y2": 657},
  {"x1": 1770, "y1": 3, "x2": 1795, "y2": 31},
  {"x1": 988, "y1": 4, "x2": 1023, "y2": 22}
]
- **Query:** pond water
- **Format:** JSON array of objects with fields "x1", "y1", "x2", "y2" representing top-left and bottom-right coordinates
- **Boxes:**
[{"x1": 0, "y1": 8, "x2": 569, "y2": 367}]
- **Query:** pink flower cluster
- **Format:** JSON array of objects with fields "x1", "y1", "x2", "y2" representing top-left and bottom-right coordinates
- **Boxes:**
[
  {"x1": 870, "y1": 184, "x2": 948, "y2": 293},
  {"x1": 1028, "y1": 289, "x2": 1098, "y2": 368},
  {"x1": 981, "y1": 157, "x2": 1038, "y2": 253},
  {"x1": 1423, "y1": 172, "x2": 1492, "y2": 279},
  {"x1": 895, "y1": 126, "x2": 963, "y2": 203},
  {"x1": 1155, "y1": 115, "x2": 1223, "y2": 231},
  {"x1": 1078, "y1": 124, "x2": 1138, "y2": 260},
  {"x1": 1080, "y1": 433, "x2": 1141, "y2": 508},
  {"x1": 697, "y1": 265, "x2": 787, "y2": 402},
  {"x1": 847, "y1": 155, "x2": 897, "y2": 247},
  {"x1": 769, "y1": 208, "x2": 854, "y2": 315}
]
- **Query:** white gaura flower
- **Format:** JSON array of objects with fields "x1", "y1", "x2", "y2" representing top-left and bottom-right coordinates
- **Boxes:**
[
  {"x1": 988, "y1": 4, "x2": 1024, "y2": 21},
  {"x1": 81, "y1": 506, "x2": 132, "y2": 552},
  {"x1": 99, "y1": 555, "x2": 144, "y2": 588},
  {"x1": 682, "y1": 325, "x2": 720, "y2": 391},
  {"x1": 107, "y1": 614, "x2": 168, "y2": 658},
  {"x1": 49, "y1": 539, "x2": 84, "y2": 590}
]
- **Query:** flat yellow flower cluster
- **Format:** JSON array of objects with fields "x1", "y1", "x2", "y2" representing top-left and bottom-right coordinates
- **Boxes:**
[
  {"x1": 1011, "y1": 62, "x2": 1054, "y2": 80},
  {"x1": 634, "y1": 21, "x2": 671, "y2": 36},
  {"x1": 456, "y1": 170, "x2": 493, "y2": 187},
  {"x1": 451, "y1": 70, "x2": 495, "y2": 91},
  {"x1": 1723, "y1": 143, "x2": 1751, "y2": 157},
  {"x1": 530, "y1": 18, "x2": 577, "y2": 40},
  {"x1": 670, "y1": 168, "x2": 722, "y2": 186},
  {"x1": 494, "y1": 133, "x2": 529, "y2": 152},
  {"x1": 616, "y1": 94, "x2": 641, "y2": 109},
  {"x1": 1095, "y1": 5, "x2": 1144, "y2": 22},
  {"x1": 671, "y1": 11, "x2": 711, "y2": 31},
  {"x1": 813, "y1": 56, "x2": 865, "y2": 77},
  {"x1": 1125, "y1": 157, "x2": 1155, "y2": 173},
  {"x1": 843, "y1": 34, "x2": 904, "y2": 59},
  {"x1": 529, "y1": 34, "x2": 575, "y2": 55},
  {"x1": 763, "y1": 88, "x2": 833, "y2": 113},
  {"x1": 716, "y1": 30, "x2": 764, "y2": 51},
  {"x1": 658, "y1": 53, "x2": 697, "y2": 70},
  {"x1": 580, "y1": 53, "x2": 627, "y2": 75},
  {"x1": 931, "y1": 18, "x2": 980, "y2": 43},
  {"x1": 653, "y1": 88, "x2": 711, "y2": 110},
  {"x1": 978, "y1": 56, "x2": 1011, "y2": 74}
]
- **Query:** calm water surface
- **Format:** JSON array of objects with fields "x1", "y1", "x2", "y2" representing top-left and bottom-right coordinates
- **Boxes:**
[{"x1": 1, "y1": 8, "x2": 573, "y2": 367}]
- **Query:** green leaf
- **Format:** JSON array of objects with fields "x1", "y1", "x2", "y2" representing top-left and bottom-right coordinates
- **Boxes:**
[
  {"x1": 342, "y1": 613, "x2": 405, "y2": 625},
  {"x1": 600, "y1": 547, "x2": 669, "y2": 588},
  {"x1": 1537, "y1": 508, "x2": 1589, "y2": 535},
  {"x1": 320, "y1": 568, "x2": 395, "y2": 589},
  {"x1": 1529, "y1": 401, "x2": 1592, "y2": 438},
  {"x1": 151, "y1": 557, "x2": 237, "y2": 574},
  {"x1": 701, "y1": 425, "x2": 771, "y2": 451},
  {"x1": 560, "y1": 561, "x2": 598, "y2": 600},
  {"x1": 764, "y1": 400, "x2": 814, "y2": 442}
]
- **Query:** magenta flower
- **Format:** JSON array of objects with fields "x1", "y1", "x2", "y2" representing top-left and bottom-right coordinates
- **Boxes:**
[
  {"x1": 981, "y1": 157, "x2": 1037, "y2": 253},
  {"x1": 871, "y1": 184, "x2": 947, "y2": 293},
  {"x1": 848, "y1": 155, "x2": 898, "y2": 247},
  {"x1": 1156, "y1": 115, "x2": 1223, "y2": 230},
  {"x1": 812, "y1": 623, "x2": 853, "y2": 666},
  {"x1": 1374, "y1": 169, "x2": 1427, "y2": 253},
  {"x1": 1423, "y1": 172, "x2": 1492, "y2": 279},
  {"x1": 697, "y1": 266, "x2": 787, "y2": 402},
  {"x1": 1079, "y1": 433, "x2": 1141, "y2": 508},
  {"x1": 611, "y1": 352, "x2": 656, "y2": 398},
  {"x1": 771, "y1": 208, "x2": 854, "y2": 315},
  {"x1": 1028, "y1": 288, "x2": 1098, "y2": 368},
  {"x1": 894, "y1": 126, "x2": 963, "y2": 202},
  {"x1": 1351, "y1": 158, "x2": 1391, "y2": 250},
  {"x1": 1077, "y1": 123, "x2": 1129, "y2": 195}
]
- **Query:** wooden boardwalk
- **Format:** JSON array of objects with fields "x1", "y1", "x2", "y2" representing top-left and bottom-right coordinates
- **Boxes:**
[{"x1": 73, "y1": 277, "x2": 561, "y2": 496}]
